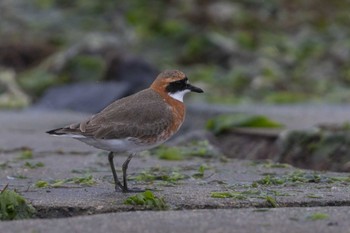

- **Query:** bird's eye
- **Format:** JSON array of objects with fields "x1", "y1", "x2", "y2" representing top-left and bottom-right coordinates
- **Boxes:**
[
  {"x1": 166, "y1": 78, "x2": 188, "y2": 93},
  {"x1": 177, "y1": 78, "x2": 187, "y2": 84}
]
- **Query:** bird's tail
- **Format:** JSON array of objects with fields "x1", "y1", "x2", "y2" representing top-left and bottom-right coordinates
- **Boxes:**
[
  {"x1": 46, "y1": 126, "x2": 84, "y2": 138},
  {"x1": 46, "y1": 128, "x2": 66, "y2": 135}
]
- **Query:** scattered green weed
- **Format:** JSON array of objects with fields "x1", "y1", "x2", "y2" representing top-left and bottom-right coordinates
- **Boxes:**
[
  {"x1": 35, "y1": 175, "x2": 96, "y2": 188},
  {"x1": 153, "y1": 140, "x2": 218, "y2": 160},
  {"x1": 67, "y1": 175, "x2": 96, "y2": 185},
  {"x1": 192, "y1": 164, "x2": 209, "y2": 178},
  {"x1": 0, "y1": 187, "x2": 36, "y2": 220},
  {"x1": 211, "y1": 189, "x2": 285, "y2": 204},
  {"x1": 265, "y1": 196, "x2": 277, "y2": 207},
  {"x1": 23, "y1": 161, "x2": 44, "y2": 169},
  {"x1": 156, "y1": 147, "x2": 184, "y2": 161},
  {"x1": 35, "y1": 181, "x2": 49, "y2": 188},
  {"x1": 130, "y1": 167, "x2": 186, "y2": 184},
  {"x1": 12, "y1": 174, "x2": 28, "y2": 179},
  {"x1": 253, "y1": 170, "x2": 349, "y2": 187},
  {"x1": 17, "y1": 150, "x2": 33, "y2": 160},
  {"x1": 211, "y1": 191, "x2": 247, "y2": 199},
  {"x1": 124, "y1": 190, "x2": 167, "y2": 210},
  {"x1": 307, "y1": 213, "x2": 329, "y2": 221},
  {"x1": 329, "y1": 176, "x2": 350, "y2": 182},
  {"x1": 253, "y1": 175, "x2": 285, "y2": 186}
]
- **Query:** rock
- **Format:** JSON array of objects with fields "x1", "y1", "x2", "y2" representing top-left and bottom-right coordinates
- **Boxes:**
[
  {"x1": 32, "y1": 54, "x2": 159, "y2": 113},
  {"x1": 34, "y1": 82, "x2": 130, "y2": 113},
  {"x1": 104, "y1": 57, "x2": 159, "y2": 94}
]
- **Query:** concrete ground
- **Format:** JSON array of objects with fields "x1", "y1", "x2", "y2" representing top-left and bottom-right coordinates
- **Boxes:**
[
  {"x1": 1, "y1": 104, "x2": 350, "y2": 232},
  {"x1": 2, "y1": 207, "x2": 350, "y2": 233}
]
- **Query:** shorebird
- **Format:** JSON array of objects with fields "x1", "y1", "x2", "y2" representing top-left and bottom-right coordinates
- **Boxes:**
[{"x1": 47, "y1": 70, "x2": 203, "y2": 192}]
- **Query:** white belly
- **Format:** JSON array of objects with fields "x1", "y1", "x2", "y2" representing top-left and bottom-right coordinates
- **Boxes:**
[{"x1": 76, "y1": 137, "x2": 166, "y2": 153}]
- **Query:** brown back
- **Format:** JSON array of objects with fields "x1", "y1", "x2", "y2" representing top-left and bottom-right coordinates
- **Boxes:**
[{"x1": 64, "y1": 89, "x2": 174, "y2": 140}]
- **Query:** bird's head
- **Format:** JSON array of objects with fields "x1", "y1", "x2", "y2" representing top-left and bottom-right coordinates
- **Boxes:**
[{"x1": 151, "y1": 70, "x2": 204, "y2": 102}]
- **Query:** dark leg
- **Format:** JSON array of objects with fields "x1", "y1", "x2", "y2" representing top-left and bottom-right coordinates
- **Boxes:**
[
  {"x1": 122, "y1": 153, "x2": 134, "y2": 191},
  {"x1": 108, "y1": 152, "x2": 124, "y2": 192}
]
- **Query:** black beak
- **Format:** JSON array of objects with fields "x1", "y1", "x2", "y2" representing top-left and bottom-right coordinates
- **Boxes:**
[{"x1": 186, "y1": 83, "x2": 204, "y2": 93}]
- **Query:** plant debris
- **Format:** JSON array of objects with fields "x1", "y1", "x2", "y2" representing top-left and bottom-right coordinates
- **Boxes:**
[
  {"x1": 307, "y1": 212, "x2": 329, "y2": 221},
  {"x1": 0, "y1": 188, "x2": 36, "y2": 220},
  {"x1": 35, "y1": 175, "x2": 96, "y2": 188},
  {"x1": 124, "y1": 190, "x2": 167, "y2": 210},
  {"x1": 265, "y1": 195, "x2": 277, "y2": 208},
  {"x1": 129, "y1": 167, "x2": 186, "y2": 184},
  {"x1": 23, "y1": 161, "x2": 44, "y2": 169},
  {"x1": 211, "y1": 189, "x2": 286, "y2": 204},
  {"x1": 252, "y1": 170, "x2": 350, "y2": 187},
  {"x1": 17, "y1": 149, "x2": 33, "y2": 160},
  {"x1": 192, "y1": 164, "x2": 209, "y2": 179},
  {"x1": 153, "y1": 140, "x2": 219, "y2": 160},
  {"x1": 156, "y1": 147, "x2": 185, "y2": 161}
]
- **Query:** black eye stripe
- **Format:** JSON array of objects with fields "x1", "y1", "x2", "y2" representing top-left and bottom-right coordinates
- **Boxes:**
[
  {"x1": 173, "y1": 77, "x2": 187, "y2": 83},
  {"x1": 175, "y1": 80, "x2": 184, "y2": 84},
  {"x1": 166, "y1": 78, "x2": 188, "y2": 93}
]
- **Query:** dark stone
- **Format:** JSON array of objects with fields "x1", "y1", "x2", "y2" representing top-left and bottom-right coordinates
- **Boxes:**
[
  {"x1": 34, "y1": 82, "x2": 130, "y2": 113},
  {"x1": 33, "y1": 57, "x2": 159, "y2": 113},
  {"x1": 105, "y1": 57, "x2": 159, "y2": 94}
]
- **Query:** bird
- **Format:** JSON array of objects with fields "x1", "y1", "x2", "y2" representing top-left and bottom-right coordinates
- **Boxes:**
[{"x1": 46, "y1": 70, "x2": 204, "y2": 193}]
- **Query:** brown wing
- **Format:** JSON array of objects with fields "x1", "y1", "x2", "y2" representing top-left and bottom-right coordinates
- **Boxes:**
[{"x1": 59, "y1": 89, "x2": 173, "y2": 140}]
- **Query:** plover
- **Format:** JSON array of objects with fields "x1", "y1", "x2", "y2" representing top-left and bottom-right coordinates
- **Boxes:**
[{"x1": 47, "y1": 70, "x2": 203, "y2": 192}]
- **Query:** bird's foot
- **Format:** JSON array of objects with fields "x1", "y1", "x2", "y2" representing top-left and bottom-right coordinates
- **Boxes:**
[{"x1": 114, "y1": 183, "x2": 124, "y2": 192}]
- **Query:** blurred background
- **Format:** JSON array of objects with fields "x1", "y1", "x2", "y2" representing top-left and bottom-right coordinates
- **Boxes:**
[{"x1": 1, "y1": 0, "x2": 350, "y2": 112}]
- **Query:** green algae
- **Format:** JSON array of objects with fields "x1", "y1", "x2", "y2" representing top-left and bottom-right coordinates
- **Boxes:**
[
  {"x1": 0, "y1": 188, "x2": 36, "y2": 220},
  {"x1": 124, "y1": 190, "x2": 167, "y2": 210}
]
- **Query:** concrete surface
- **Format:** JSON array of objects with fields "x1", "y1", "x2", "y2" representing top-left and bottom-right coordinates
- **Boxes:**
[
  {"x1": 1, "y1": 207, "x2": 349, "y2": 233},
  {"x1": 1, "y1": 152, "x2": 350, "y2": 217},
  {"x1": 1, "y1": 105, "x2": 350, "y2": 232}
]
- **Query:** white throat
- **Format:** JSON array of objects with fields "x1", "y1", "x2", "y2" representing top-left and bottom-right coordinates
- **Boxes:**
[{"x1": 168, "y1": 90, "x2": 190, "y2": 102}]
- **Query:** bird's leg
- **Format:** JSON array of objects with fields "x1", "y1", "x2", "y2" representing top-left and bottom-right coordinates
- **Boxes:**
[
  {"x1": 121, "y1": 153, "x2": 134, "y2": 192},
  {"x1": 108, "y1": 152, "x2": 124, "y2": 192}
]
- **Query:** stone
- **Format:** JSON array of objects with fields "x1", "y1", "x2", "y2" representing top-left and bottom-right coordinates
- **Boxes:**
[
  {"x1": 34, "y1": 81, "x2": 130, "y2": 113},
  {"x1": 104, "y1": 57, "x2": 159, "y2": 94}
]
